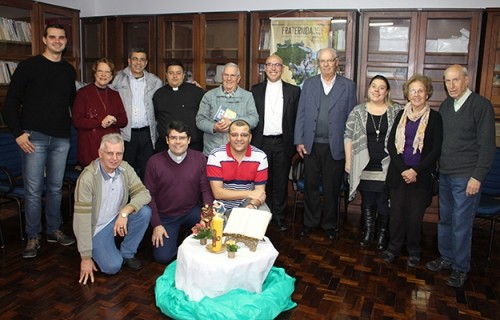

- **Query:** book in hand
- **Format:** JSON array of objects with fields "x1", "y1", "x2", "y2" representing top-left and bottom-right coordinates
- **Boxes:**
[
  {"x1": 223, "y1": 208, "x2": 272, "y2": 240},
  {"x1": 213, "y1": 105, "x2": 238, "y2": 122}
]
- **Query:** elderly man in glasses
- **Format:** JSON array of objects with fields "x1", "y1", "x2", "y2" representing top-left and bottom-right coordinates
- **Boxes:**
[
  {"x1": 206, "y1": 119, "x2": 269, "y2": 213},
  {"x1": 74, "y1": 133, "x2": 152, "y2": 284},
  {"x1": 196, "y1": 62, "x2": 259, "y2": 156}
]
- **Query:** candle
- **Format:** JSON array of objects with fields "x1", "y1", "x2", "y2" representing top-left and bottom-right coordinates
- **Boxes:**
[{"x1": 211, "y1": 214, "x2": 224, "y2": 252}]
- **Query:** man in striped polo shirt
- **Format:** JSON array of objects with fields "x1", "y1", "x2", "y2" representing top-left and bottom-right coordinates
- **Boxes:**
[{"x1": 206, "y1": 119, "x2": 269, "y2": 213}]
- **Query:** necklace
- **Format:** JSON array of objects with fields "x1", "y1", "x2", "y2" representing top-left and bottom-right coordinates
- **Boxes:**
[
  {"x1": 369, "y1": 113, "x2": 384, "y2": 142},
  {"x1": 95, "y1": 85, "x2": 108, "y2": 110}
]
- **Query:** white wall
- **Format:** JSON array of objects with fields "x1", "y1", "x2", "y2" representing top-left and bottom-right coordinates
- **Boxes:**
[{"x1": 40, "y1": 0, "x2": 499, "y2": 17}]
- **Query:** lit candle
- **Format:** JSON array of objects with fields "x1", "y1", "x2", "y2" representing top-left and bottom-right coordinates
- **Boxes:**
[{"x1": 211, "y1": 214, "x2": 224, "y2": 252}]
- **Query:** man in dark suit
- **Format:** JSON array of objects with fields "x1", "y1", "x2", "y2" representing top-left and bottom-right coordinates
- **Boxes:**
[
  {"x1": 294, "y1": 48, "x2": 357, "y2": 240},
  {"x1": 251, "y1": 54, "x2": 301, "y2": 231}
]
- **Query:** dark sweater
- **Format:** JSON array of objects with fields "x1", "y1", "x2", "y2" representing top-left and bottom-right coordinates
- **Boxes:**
[
  {"x1": 3, "y1": 55, "x2": 76, "y2": 138},
  {"x1": 144, "y1": 149, "x2": 214, "y2": 228},
  {"x1": 153, "y1": 82, "x2": 205, "y2": 144},
  {"x1": 386, "y1": 109, "x2": 443, "y2": 189},
  {"x1": 439, "y1": 92, "x2": 496, "y2": 182}
]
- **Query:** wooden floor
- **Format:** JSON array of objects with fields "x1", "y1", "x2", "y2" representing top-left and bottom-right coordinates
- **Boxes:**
[{"x1": 1, "y1": 197, "x2": 499, "y2": 319}]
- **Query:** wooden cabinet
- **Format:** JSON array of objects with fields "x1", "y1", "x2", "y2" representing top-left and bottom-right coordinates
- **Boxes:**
[
  {"x1": 157, "y1": 12, "x2": 247, "y2": 89},
  {"x1": 0, "y1": 0, "x2": 80, "y2": 122},
  {"x1": 480, "y1": 8, "x2": 500, "y2": 120},
  {"x1": 358, "y1": 10, "x2": 482, "y2": 108},
  {"x1": 38, "y1": 2, "x2": 80, "y2": 79},
  {"x1": 157, "y1": 14, "x2": 199, "y2": 85},
  {"x1": 81, "y1": 16, "x2": 156, "y2": 83},
  {"x1": 250, "y1": 11, "x2": 357, "y2": 86},
  {"x1": 200, "y1": 13, "x2": 247, "y2": 90}
]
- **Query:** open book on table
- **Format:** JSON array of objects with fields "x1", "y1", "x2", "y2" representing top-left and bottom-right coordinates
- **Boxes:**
[{"x1": 223, "y1": 208, "x2": 272, "y2": 240}]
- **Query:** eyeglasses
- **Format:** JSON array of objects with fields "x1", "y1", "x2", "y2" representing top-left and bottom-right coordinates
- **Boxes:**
[
  {"x1": 168, "y1": 135, "x2": 188, "y2": 141},
  {"x1": 318, "y1": 58, "x2": 337, "y2": 64},
  {"x1": 96, "y1": 70, "x2": 112, "y2": 75},
  {"x1": 130, "y1": 57, "x2": 147, "y2": 63},
  {"x1": 409, "y1": 89, "x2": 426, "y2": 96},
  {"x1": 265, "y1": 63, "x2": 283, "y2": 68},
  {"x1": 102, "y1": 151, "x2": 124, "y2": 158},
  {"x1": 223, "y1": 73, "x2": 239, "y2": 79},
  {"x1": 229, "y1": 133, "x2": 250, "y2": 138}
]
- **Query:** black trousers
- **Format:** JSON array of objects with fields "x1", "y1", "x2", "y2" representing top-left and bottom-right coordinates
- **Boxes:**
[
  {"x1": 261, "y1": 136, "x2": 292, "y2": 220},
  {"x1": 387, "y1": 183, "x2": 429, "y2": 257},
  {"x1": 124, "y1": 127, "x2": 154, "y2": 179},
  {"x1": 303, "y1": 143, "x2": 344, "y2": 230}
]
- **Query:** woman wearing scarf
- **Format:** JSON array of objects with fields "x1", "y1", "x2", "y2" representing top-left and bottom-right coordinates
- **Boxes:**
[
  {"x1": 380, "y1": 74, "x2": 442, "y2": 267},
  {"x1": 345, "y1": 75, "x2": 401, "y2": 250}
]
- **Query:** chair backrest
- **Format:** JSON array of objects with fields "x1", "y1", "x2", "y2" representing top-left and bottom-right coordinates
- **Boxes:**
[
  {"x1": 481, "y1": 147, "x2": 500, "y2": 197},
  {"x1": 67, "y1": 126, "x2": 78, "y2": 166},
  {"x1": 0, "y1": 131, "x2": 23, "y2": 179}
]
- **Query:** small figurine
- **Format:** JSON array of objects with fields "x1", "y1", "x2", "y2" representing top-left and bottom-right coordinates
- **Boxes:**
[{"x1": 200, "y1": 203, "x2": 214, "y2": 229}]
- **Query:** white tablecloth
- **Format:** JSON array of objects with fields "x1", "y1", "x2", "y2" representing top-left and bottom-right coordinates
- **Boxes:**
[{"x1": 175, "y1": 236, "x2": 279, "y2": 302}]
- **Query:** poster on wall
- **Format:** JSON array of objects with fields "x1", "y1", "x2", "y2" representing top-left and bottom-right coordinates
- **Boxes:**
[{"x1": 269, "y1": 17, "x2": 331, "y2": 86}]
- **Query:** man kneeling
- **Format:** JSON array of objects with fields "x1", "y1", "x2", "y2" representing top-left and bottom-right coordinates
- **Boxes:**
[{"x1": 74, "y1": 133, "x2": 151, "y2": 284}]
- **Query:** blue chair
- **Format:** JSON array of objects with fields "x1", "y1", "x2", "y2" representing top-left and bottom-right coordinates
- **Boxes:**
[
  {"x1": 475, "y1": 147, "x2": 500, "y2": 262},
  {"x1": 63, "y1": 126, "x2": 82, "y2": 218},
  {"x1": 0, "y1": 130, "x2": 25, "y2": 245},
  {"x1": 290, "y1": 157, "x2": 349, "y2": 229}
]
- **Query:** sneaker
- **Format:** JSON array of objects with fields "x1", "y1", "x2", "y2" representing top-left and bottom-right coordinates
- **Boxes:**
[
  {"x1": 407, "y1": 256, "x2": 420, "y2": 268},
  {"x1": 426, "y1": 257, "x2": 452, "y2": 272},
  {"x1": 46, "y1": 230, "x2": 76, "y2": 246},
  {"x1": 379, "y1": 250, "x2": 397, "y2": 263},
  {"x1": 447, "y1": 269, "x2": 468, "y2": 287},
  {"x1": 23, "y1": 238, "x2": 40, "y2": 258},
  {"x1": 123, "y1": 257, "x2": 143, "y2": 271}
]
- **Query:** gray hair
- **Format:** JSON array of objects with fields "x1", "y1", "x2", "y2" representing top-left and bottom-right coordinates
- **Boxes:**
[
  {"x1": 99, "y1": 133, "x2": 124, "y2": 150},
  {"x1": 318, "y1": 47, "x2": 337, "y2": 59},
  {"x1": 223, "y1": 62, "x2": 240, "y2": 76}
]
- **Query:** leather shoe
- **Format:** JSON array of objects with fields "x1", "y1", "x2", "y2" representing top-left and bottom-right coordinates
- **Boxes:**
[
  {"x1": 447, "y1": 269, "x2": 468, "y2": 287},
  {"x1": 325, "y1": 229, "x2": 336, "y2": 240},
  {"x1": 123, "y1": 257, "x2": 143, "y2": 270},
  {"x1": 379, "y1": 250, "x2": 397, "y2": 263},
  {"x1": 298, "y1": 227, "x2": 313, "y2": 237},
  {"x1": 426, "y1": 257, "x2": 451, "y2": 272},
  {"x1": 273, "y1": 218, "x2": 287, "y2": 231},
  {"x1": 407, "y1": 256, "x2": 420, "y2": 268}
]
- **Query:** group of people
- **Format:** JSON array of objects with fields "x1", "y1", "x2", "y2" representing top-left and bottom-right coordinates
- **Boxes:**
[
  {"x1": 345, "y1": 66, "x2": 495, "y2": 288},
  {"x1": 2, "y1": 24, "x2": 496, "y2": 288}
]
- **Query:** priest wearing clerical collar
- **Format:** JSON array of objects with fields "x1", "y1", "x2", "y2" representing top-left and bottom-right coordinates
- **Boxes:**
[
  {"x1": 144, "y1": 120, "x2": 214, "y2": 264},
  {"x1": 206, "y1": 119, "x2": 269, "y2": 213}
]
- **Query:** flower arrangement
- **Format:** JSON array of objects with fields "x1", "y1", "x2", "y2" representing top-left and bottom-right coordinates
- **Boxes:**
[
  {"x1": 192, "y1": 223, "x2": 212, "y2": 240},
  {"x1": 225, "y1": 240, "x2": 240, "y2": 252}
]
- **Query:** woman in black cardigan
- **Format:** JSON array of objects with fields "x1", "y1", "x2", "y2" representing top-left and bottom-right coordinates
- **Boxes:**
[{"x1": 380, "y1": 74, "x2": 443, "y2": 267}]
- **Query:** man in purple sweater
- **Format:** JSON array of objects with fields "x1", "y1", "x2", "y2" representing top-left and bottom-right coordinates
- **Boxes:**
[{"x1": 144, "y1": 120, "x2": 214, "y2": 264}]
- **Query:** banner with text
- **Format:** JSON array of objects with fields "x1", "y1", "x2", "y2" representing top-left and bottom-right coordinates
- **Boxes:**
[{"x1": 270, "y1": 17, "x2": 331, "y2": 86}]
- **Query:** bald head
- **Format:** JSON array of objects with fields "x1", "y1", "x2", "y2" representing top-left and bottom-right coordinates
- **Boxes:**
[{"x1": 444, "y1": 64, "x2": 469, "y2": 100}]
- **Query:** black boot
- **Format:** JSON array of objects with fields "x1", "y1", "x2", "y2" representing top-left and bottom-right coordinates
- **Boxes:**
[
  {"x1": 359, "y1": 205, "x2": 375, "y2": 247},
  {"x1": 375, "y1": 214, "x2": 389, "y2": 250}
]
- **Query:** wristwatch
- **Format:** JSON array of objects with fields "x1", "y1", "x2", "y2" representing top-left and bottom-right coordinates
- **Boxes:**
[{"x1": 120, "y1": 212, "x2": 129, "y2": 218}]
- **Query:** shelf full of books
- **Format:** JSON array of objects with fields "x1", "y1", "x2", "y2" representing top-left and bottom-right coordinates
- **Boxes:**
[
  {"x1": 0, "y1": 17, "x2": 31, "y2": 43},
  {"x1": 0, "y1": 60, "x2": 18, "y2": 84}
]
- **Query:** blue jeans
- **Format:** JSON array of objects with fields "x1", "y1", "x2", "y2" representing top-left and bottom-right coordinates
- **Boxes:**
[
  {"x1": 22, "y1": 131, "x2": 70, "y2": 238},
  {"x1": 438, "y1": 173, "x2": 480, "y2": 273},
  {"x1": 92, "y1": 205, "x2": 151, "y2": 275},
  {"x1": 153, "y1": 205, "x2": 201, "y2": 264}
]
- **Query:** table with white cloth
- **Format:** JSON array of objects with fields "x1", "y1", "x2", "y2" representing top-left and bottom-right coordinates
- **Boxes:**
[{"x1": 175, "y1": 235, "x2": 279, "y2": 302}]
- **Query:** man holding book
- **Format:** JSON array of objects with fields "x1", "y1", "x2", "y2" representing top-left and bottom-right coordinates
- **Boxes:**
[
  {"x1": 206, "y1": 119, "x2": 268, "y2": 213},
  {"x1": 196, "y1": 63, "x2": 259, "y2": 155}
]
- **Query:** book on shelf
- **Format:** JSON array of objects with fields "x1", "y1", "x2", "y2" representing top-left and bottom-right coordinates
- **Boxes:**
[
  {"x1": 223, "y1": 208, "x2": 272, "y2": 240},
  {"x1": 0, "y1": 17, "x2": 31, "y2": 43},
  {"x1": 0, "y1": 61, "x2": 19, "y2": 84},
  {"x1": 213, "y1": 105, "x2": 238, "y2": 122}
]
